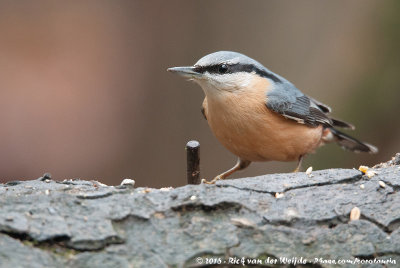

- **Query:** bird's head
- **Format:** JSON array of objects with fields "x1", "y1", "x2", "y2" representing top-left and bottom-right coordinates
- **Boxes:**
[{"x1": 167, "y1": 51, "x2": 281, "y2": 96}]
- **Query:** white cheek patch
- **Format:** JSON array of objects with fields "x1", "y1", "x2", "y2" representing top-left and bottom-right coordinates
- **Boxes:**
[{"x1": 205, "y1": 72, "x2": 256, "y2": 92}]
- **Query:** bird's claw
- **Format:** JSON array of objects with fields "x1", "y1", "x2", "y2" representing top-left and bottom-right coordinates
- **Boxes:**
[{"x1": 201, "y1": 176, "x2": 222, "y2": 185}]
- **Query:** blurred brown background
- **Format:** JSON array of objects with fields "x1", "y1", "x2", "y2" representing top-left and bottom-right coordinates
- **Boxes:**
[{"x1": 0, "y1": 0, "x2": 399, "y2": 187}]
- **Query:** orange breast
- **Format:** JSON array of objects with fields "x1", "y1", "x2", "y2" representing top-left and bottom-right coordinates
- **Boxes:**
[{"x1": 203, "y1": 77, "x2": 323, "y2": 162}]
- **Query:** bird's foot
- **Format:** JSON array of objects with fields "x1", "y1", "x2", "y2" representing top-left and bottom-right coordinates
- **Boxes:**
[
  {"x1": 293, "y1": 155, "x2": 304, "y2": 173},
  {"x1": 201, "y1": 175, "x2": 222, "y2": 185}
]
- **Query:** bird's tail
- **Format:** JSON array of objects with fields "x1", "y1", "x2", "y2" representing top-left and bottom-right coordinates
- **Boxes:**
[{"x1": 322, "y1": 127, "x2": 378, "y2": 154}]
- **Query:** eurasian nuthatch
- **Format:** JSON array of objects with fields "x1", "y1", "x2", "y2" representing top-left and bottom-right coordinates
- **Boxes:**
[{"x1": 168, "y1": 51, "x2": 377, "y2": 184}]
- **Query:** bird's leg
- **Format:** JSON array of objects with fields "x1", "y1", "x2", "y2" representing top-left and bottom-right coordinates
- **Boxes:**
[
  {"x1": 293, "y1": 155, "x2": 304, "y2": 173},
  {"x1": 202, "y1": 158, "x2": 251, "y2": 184}
]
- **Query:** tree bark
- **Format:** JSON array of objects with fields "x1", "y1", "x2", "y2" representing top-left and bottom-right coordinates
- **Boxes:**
[{"x1": 0, "y1": 154, "x2": 399, "y2": 267}]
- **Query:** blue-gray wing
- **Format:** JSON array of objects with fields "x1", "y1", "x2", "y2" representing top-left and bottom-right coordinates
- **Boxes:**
[{"x1": 266, "y1": 82, "x2": 332, "y2": 127}]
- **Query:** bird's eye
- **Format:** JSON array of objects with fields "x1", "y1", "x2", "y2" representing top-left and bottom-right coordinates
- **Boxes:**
[{"x1": 218, "y1": 64, "x2": 228, "y2": 74}]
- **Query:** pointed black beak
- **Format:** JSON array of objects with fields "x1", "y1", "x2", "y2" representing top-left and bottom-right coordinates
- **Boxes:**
[{"x1": 167, "y1": 66, "x2": 202, "y2": 78}]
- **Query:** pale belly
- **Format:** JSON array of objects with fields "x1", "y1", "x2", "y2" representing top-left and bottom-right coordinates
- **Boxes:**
[{"x1": 205, "y1": 96, "x2": 323, "y2": 162}]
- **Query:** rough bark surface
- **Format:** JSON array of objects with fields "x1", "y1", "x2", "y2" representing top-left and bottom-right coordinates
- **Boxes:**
[{"x1": 1, "y1": 155, "x2": 400, "y2": 268}]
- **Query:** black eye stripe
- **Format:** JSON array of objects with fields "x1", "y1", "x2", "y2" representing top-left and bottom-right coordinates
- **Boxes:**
[
  {"x1": 194, "y1": 63, "x2": 282, "y2": 83},
  {"x1": 194, "y1": 65, "x2": 220, "y2": 74}
]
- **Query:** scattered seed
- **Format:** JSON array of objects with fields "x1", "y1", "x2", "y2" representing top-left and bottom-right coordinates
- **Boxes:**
[
  {"x1": 306, "y1": 167, "x2": 314, "y2": 178},
  {"x1": 139, "y1": 188, "x2": 151, "y2": 194},
  {"x1": 160, "y1": 187, "x2": 173, "y2": 192},
  {"x1": 306, "y1": 166, "x2": 313, "y2": 175},
  {"x1": 45, "y1": 189, "x2": 50, "y2": 195},
  {"x1": 120, "y1": 178, "x2": 135, "y2": 187},
  {"x1": 359, "y1": 165, "x2": 377, "y2": 178},
  {"x1": 350, "y1": 207, "x2": 361, "y2": 221},
  {"x1": 379, "y1": 181, "x2": 386, "y2": 188},
  {"x1": 358, "y1": 165, "x2": 369, "y2": 173},
  {"x1": 138, "y1": 188, "x2": 151, "y2": 194},
  {"x1": 365, "y1": 170, "x2": 377, "y2": 178},
  {"x1": 275, "y1": 192, "x2": 284, "y2": 199},
  {"x1": 360, "y1": 184, "x2": 365, "y2": 190}
]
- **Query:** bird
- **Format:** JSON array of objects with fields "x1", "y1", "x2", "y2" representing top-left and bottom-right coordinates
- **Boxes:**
[{"x1": 167, "y1": 51, "x2": 377, "y2": 184}]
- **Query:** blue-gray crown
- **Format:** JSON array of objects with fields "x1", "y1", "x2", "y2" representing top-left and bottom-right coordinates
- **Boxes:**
[{"x1": 193, "y1": 51, "x2": 282, "y2": 83}]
